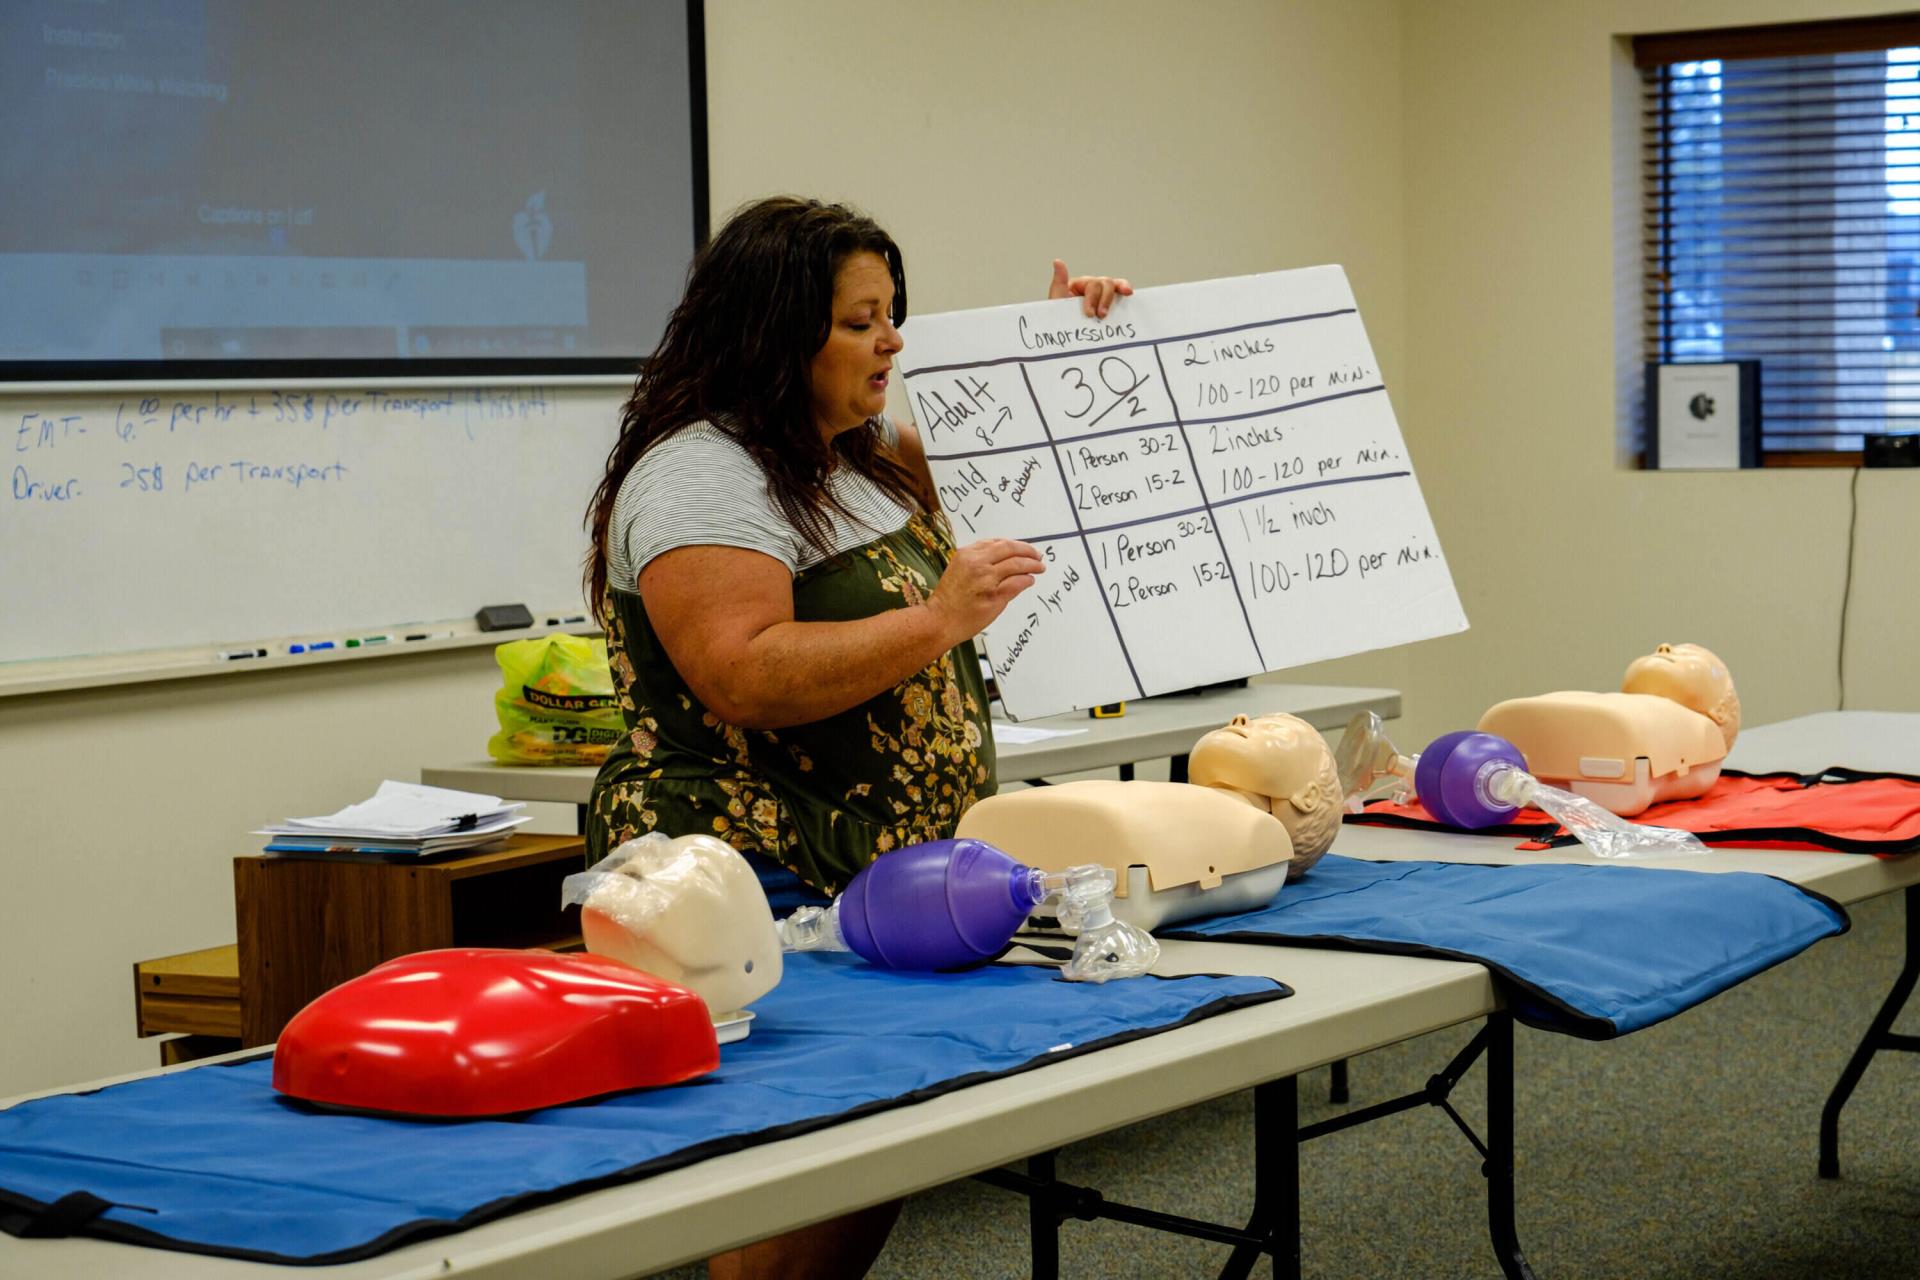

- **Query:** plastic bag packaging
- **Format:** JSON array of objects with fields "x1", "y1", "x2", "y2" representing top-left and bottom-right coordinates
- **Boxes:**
[
  {"x1": 559, "y1": 831, "x2": 783, "y2": 1015},
  {"x1": 487, "y1": 634, "x2": 622, "y2": 765},
  {"x1": 1479, "y1": 767, "x2": 1709, "y2": 859}
]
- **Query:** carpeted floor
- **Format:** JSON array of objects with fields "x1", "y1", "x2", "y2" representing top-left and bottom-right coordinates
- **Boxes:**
[{"x1": 649, "y1": 888, "x2": 1917, "y2": 1279}]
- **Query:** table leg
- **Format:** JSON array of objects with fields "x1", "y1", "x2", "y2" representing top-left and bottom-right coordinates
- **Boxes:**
[
  {"x1": 1820, "y1": 883, "x2": 1919, "y2": 1180},
  {"x1": 1484, "y1": 1013, "x2": 1536, "y2": 1280},
  {"x1": 1218, "y1": 1076, "x2": 1298, "y2": 1280},
  {"x1": 1029, "y1": 1149, "x2": 1060, "y2": 1280},
  {"x1": 980, "y1": 1019, "x2": 1533, "y2": 1278},
  {"x1": 1292, "y1": 1021, "x2": 1532, "y2": 1278},
  {"x1": 1328, "y1": 1057, "x2": 1349, "y2": 1104},
  {"x1": 1170, "y1": 752, "x2": 1189, "y2": 784},
  {"x1": 974, "y1": 1086, "x2": 1289, "y2": 1275},
  {"x1": 575, "y1": 802, "x2": 588, "y2": 836}
]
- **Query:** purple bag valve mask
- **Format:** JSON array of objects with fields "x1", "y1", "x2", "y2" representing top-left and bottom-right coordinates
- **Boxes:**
[
  {"x1": 780, "y1": 838, "x2": 1159, "y2": 982},
  {"x1": 1332, "y1": 711, "x2": 1707, "y2": 859}
]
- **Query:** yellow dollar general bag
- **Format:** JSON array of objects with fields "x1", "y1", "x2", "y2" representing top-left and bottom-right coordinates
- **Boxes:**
[{"x1": 487, "y1": 635, "x2": 623, "y2": 765}]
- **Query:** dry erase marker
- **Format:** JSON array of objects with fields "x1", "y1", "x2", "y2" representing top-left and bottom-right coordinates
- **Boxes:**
[
  {"x1": 288, "y1": 641, "x2": 338, "y2": 654},
  {"x1": 404, "y1": 630, "x2": 455, "y2": 642},
  {"x1": 547, "y1": 614, "x2": 588, "y2": 626},
  {"x1": 345, "y1": 634, "x2": 391, "y2": 648},
  {"x1": 218, "y1": 647, "x2": 268, "y2": 661}
]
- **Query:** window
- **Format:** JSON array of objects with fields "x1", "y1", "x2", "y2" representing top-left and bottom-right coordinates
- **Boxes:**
[{"x1": 1637, "y1": 15, "x2": 1920, "y2": 462}]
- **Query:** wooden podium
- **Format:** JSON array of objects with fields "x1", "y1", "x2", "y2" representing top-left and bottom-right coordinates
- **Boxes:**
[{"x1": 232, "y1": 833, "x2": 587, "y2": 1048}]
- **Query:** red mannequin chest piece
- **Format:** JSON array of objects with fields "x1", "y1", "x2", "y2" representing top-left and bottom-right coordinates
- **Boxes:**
[{"x1": 272, "y1": 948, "x2": 719, "y2": 1118}]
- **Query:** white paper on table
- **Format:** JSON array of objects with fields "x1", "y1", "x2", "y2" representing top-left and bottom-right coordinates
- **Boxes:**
[
  {"x1": 255, "y1": 816, "x2": 533, "y2": 852},
  {"x1": 990, "y1": 723, "x2": 1090, "y2": 744},
  {"x1": 276, "y1": 779, "x2": 522, "y2": 837},
  {"x1": 900, "y1": 265, "x2": 1467, "y2": 719}
]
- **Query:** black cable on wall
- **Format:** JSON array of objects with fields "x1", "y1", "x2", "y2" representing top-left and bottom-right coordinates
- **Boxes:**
[{"x1": 1836, "y1": 466, "x2": 1861, "y2": 711}]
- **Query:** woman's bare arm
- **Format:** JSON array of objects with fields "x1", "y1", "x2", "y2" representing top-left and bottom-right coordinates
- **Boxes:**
[{"x1": 637, "y1": 538, "x2": 1040, "y2": 730}]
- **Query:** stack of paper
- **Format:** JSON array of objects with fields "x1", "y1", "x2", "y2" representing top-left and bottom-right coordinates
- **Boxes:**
[{"x1": 258, "y1": 780, "x2": 530, "y2": 857}]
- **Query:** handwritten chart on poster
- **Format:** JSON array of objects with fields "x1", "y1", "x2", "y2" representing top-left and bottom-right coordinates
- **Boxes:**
[{"x1": 898, "y1": 266, "x2": 1466, "y2": 720}]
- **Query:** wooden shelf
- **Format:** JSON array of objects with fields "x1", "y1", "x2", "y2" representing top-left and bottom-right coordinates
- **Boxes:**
[
  {"x1": 131, "y1": 834, "x2": 589, "y2": 1058},
  {"x1": 234, "y1": 832, "x2": 588, "y2": 1046},
  {"x1": 133, "y1": 944, "x2": 242, "y2": 1039}
]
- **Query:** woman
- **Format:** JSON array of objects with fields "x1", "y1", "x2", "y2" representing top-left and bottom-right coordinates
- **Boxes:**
[
  {"x1": 581, "y1": 196, "x2": 1129, "y2": 1279},
  {"x1": 584, "y1": 196, "x2": 1130, "y2": 896}
]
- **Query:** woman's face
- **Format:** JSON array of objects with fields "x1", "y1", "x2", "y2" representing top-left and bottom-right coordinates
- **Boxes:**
[{"x1": 809, "y1": 250, "x2": 902, "y2": 440}]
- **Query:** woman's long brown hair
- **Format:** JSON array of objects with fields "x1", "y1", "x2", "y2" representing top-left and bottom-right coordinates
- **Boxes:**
[{"x1": 584, "y1": 196, "x2": 930, "y2": 617}]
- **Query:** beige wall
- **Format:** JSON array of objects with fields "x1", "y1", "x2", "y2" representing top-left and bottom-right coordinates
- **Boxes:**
[
  {"x1": 8, "y1": 0, "x2": 1910, "y2": 1099},
  {"x1": 0, "y1": 649, "x2": 513, "y2": 1094},
  {"x1": 1396, "y1": 0, "x2": 1920, "y2": 743},
  {"x1": 0, "y1": 0, "x2": 1408, "y2": 1097}
]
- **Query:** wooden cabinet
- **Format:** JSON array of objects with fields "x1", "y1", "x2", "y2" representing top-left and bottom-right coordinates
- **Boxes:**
[
  {"x1": 228, "y1": 833, "x2": 587, "y2": 1047},
  {"x1": 133, "y1": 944, "x2": 243, "y2": 1063}
]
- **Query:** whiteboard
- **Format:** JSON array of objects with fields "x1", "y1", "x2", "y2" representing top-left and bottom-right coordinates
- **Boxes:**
[
  {"x1": 898, "y1": 266, "x2": 1467, "y2": 720},
  {"x1": 1, "y1": 383, "x2": 620, "y2": 666}
]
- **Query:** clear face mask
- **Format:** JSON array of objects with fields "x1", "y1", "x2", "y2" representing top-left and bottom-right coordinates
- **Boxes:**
[{"x1": 561, "y1": 832, "x2": 786, "y2": 1016}]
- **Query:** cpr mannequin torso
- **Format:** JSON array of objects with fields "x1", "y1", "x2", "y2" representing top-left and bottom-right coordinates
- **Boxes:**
[
  {"x1": 1477, "y1": 643, "x2": 1741, "y2": 817},
  {"x1": 952, "y1": 712, "x2": 1346, "y2": 928},
  {"x1": 955, "y1": 779, "x2": 1293, "y2": 930}
]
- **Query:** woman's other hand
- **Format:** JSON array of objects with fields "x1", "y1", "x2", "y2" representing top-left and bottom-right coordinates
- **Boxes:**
[
  {"x1": 929, "y1": 538, "x2": 1046, "y2": 642},
  {"x1": 1049, "y1": 260, "x2": 1133, "y2": 319}
]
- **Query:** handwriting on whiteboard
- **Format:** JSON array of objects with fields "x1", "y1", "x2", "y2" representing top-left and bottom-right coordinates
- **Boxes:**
[{"x1": 8, "y1": 387, "x2": 553, "y2": 507}]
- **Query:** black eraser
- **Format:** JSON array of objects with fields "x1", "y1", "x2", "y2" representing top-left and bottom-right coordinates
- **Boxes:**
[{"x1": 475, "y1": 603, "x2": 535, "y2": 632}]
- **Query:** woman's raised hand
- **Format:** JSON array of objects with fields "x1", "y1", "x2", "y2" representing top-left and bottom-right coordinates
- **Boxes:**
[
  {"x1": 1049, "y1": 260, "x2": 1134, "y2": 319},
  {"x1": 928, "y1": 539, "x2": 1046, "y2": 642}
]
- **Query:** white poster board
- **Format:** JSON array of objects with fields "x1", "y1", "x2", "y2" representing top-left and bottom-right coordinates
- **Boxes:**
[{"x1": 899, "y1": 265, "x2": 1466, "y2": 720}]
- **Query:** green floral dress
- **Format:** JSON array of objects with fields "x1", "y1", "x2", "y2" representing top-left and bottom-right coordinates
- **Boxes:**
[{"x1": 588, "y1": 509, "x2": 997, "y2": 894}]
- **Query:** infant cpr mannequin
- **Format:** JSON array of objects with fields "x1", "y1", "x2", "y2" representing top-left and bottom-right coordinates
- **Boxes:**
[
  {"x1": 560, "y1": 832, "x2": 783, "y2": 1020},
  {"x1": 955, "y1": 779, "x2": 1294, "y2": 931},
  {"x1": 1187, "y1": 712, "x2": 1343, "y2": 879},
  {"x1": 1622, "y1": 642, "x2": 1742, "y2": 747},
  {"x1": 1477, "y1": 643, "x2": 1738, "y2": 817}
]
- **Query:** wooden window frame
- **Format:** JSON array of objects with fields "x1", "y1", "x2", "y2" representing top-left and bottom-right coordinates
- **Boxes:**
[{"x1": 1636, "y1": 13, "x2": 1920, "y2": 467}]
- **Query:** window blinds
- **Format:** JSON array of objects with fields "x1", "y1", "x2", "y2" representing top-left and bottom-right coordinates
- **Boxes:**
[{"x1": 1639, "y1": 17, "x2": 1920, "y2": 455}]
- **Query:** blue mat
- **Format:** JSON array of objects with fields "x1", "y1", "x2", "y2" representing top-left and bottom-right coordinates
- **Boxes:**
[
  {"x1": 0, "y1": 952, "x2": 1285, "y2": 1264},
  {"x1": 1162, "y1": 855, "x2": 1847, "y2": 1039}
]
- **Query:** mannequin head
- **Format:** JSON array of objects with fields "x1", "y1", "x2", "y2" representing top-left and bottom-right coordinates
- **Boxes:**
[
  {"x1": 1188, "y1": 712, "x2": 1341, "y2": 876},
  {"x1": 576, "y1": 832, "x2": 783, "y2": 1016},
  {"x1": 1622, "y1": 642, "x2": 1740, "y2": 752}
]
